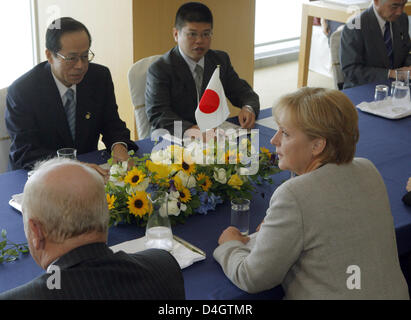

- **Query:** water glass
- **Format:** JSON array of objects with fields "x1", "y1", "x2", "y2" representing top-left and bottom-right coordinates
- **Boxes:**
[
  {"x1": 57, "y1": 148, "x2": 77, "y2": 159},
  {"x1": 231, "y1": 198, "x2": 250, "y2": 236},
  {"x1": 374, "y1": 85, "x2": 388, "y2": 101},
  {"x1": 391, "y1": 81, "x2": 402, "y2": 96}
]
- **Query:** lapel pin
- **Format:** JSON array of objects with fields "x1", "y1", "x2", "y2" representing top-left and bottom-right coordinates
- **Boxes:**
[{"x1": 85, "y1": 112, "x2": 91, "y2": 120}]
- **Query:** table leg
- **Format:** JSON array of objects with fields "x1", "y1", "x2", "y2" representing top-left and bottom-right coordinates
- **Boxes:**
[{"x1": 298, "y1": 3, "x2": 313, "y2": 88}]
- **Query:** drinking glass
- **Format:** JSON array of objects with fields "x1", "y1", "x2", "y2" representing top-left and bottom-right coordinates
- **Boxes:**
[
  {"x1": 374, "y1": 85, "x2": 388, "y2": 101},
  {"x1": 145, "y1": 192, "x2": 173, "y2": 252},
  {"x1": 393, "y1": 70, "x2": 410, "y2": 102},
  {"x1": 57, "y1": 148, "x2": 77, "y2": 159},
  {"x1": 391, "y1": 81, "x2": 402, "y2": 96},
  {"x1": 231, "y1": 198, "x2": 250, "y2": 236}
]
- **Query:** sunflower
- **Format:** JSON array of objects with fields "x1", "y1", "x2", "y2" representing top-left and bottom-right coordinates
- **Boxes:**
[
  {"x1": 127, "y1": 191, "x2": 151, "y2": 218},
  {"x1": 197, "y1": 173, "x2": 212, "y2": 192},
  {"x1": 106, "y1": 194, "x2": 116, "y2": 210},
  {"x1": 260, "y1": 147, "x2": 271, "y2": 157},
  {"x1": 179, "y1": 187, "x2": 192, "y2": 203},
  {"x1": 225, "y1": 150, "x2": 239, "y2": 164},
  {"x1": 172, "y1": 156, "x2": 196, "y2": 175},
  {"x1": 124, "y1": 168, "x2": 146, "y2": 187}
]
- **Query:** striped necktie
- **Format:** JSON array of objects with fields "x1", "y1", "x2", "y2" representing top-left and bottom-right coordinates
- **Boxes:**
[
  {"x1": 384, "y1": 21, "x2": 394, "y2": 69},
  {"x1": 64, "y1": 88, "x2": 76, "y2": 141},
  {"x1": 194, "y1": 64, "x2": 203, "y2": 100}
]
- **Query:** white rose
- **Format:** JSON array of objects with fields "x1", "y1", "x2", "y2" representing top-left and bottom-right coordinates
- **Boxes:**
[
  {"x1": 186, "y1": 175, "x2": 197, "y2": 188},
  {"x1": 160, "y1": 199, "x2": 181, "y2": 217},
  {"x1": 213, "y1": 168, "x2": 227, "y2": 184},
  {"x1": 109, "y1": 161, "x2": 128, "y2": 177},
  {"x1": 150, "y1": 148, "x2": 172, "y2": 164}
]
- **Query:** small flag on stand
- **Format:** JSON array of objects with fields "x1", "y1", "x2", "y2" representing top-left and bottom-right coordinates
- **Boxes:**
[{"x1": 195, "y1": 66, "x2": 230, "y2": 132}]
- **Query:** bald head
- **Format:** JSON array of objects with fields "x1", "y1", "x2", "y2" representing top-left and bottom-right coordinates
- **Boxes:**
[{"x1": 22, "y1": 158, "x2": 109, "y2": 243}]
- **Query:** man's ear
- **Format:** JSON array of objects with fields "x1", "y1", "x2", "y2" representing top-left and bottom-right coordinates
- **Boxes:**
[
  {"x1": 45, "y1": 49, "x2": 53, "y2": 64},
  {"x1": 312, "y1": 138, "x2": 326, "y2": 157},
  {"x1": 173, "y1": 27, "x2": 179, "y2": 43},
  {"x1": 28, "y1": 218, "x2": 46, "y2": 250}
]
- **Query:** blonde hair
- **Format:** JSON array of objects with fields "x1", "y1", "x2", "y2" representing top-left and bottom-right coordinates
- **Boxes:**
[
  {"x1": 273, "y1": 87, "x2": 359, "y2": 164},
  {"x1": 22, "y1": 158, "x2": 109, "y2": 242}
]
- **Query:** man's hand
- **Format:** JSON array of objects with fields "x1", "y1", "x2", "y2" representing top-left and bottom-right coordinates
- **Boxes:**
[
  {"x1": 186, "y1": 125, "x2": 215, "y2": 142},
  {"x1": 389, "y1": 66, "x2": 411, "y2": 78},
  {"x1": 238, "y1": 107, "x2": 256, "y2": 129},
  {"x1": 407, "y1": 177, "x2": 411, "y2": 192},
  {"x1": 83, "y1": 162, "x2": 109, "y2": 182},
  {"x1": 112, "y1": 143, "x2": 129, "y2": 163},
  {"x1": 218, "y1": 226, "x2": 250, "y2": 245}
]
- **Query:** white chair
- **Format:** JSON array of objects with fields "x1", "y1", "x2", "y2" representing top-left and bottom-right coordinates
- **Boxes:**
[
  {"x1": 0, "y1": 87, "x2": 10, "y2": 173},
  {"x1": 330, "y1": 25, "x2": 345, "y2": 90},
  {"x1": 127, "y1": 55, "x2": 161, "y2": 140}
]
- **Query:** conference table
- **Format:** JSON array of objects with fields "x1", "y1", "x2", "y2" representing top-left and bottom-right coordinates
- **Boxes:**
[{"x1": 0, "y1": 83, "x2": 410, "y2": 300}]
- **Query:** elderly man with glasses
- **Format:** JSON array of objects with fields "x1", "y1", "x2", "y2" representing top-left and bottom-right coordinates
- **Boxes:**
[
  {"x1": 5, "y1": 17, "x2": 137, "y2": 175},
  {"x1": 145, "y1": 2, "x2": 260, "y2": 137}
]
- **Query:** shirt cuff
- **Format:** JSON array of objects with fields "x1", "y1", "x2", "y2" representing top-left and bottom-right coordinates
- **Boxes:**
[
  {"x1": 242, "y1": 105, "x2": 255, "y2": 115},
  {"x1": 111, "y1": 142, "x2": 128, "y2": 152}
]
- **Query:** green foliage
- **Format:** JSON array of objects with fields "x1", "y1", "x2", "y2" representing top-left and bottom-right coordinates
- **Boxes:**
[{"x1": 0, "y1": 229, "x2": 29, "y2": 263}]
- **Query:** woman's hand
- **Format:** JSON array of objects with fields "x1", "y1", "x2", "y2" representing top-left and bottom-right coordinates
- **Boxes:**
[{"x1": 218, "y1": 226, "x2": 250, "y2": 245}]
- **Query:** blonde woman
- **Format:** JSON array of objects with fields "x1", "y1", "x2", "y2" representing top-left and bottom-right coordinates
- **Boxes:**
[{"x1": 214, "y1": 87, "x2": 409, "y2": 300}]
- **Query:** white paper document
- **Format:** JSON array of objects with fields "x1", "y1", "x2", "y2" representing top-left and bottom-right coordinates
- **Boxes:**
[
  {"x1": 110, "y1": 236, "x2": 206, "y2": 269},
  {"x1": 9, "y1": 193, "x2": 23, "y2": 213},
  {"x1": 357, "y1": 99, "x2": 411, "y2": 119}
]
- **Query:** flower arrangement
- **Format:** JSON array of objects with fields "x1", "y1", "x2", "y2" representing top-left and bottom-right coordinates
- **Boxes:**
[{"x1": 105, "y1": 136, "x2": 281, "y2": 227}]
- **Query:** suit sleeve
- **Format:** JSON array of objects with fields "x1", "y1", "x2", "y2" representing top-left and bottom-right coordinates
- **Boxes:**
[
  {"x1": 100, "y1": 69, "x2": 137, "y2": 152},
  {"x1": 402, "y1": 17, "x2": 411, "y2": 66},
  {"x1": 220, "y1": 52, "x2": 260, "y2": 118},
  {"x1": 213, "y1": 183, "x2": 303, "y2": 293},
  {"x1": 340, "y1": 24, "x2": 389, "y2": 87},
  {"x1": 5, "y1": 86, "x2": 56, "y2": 170},
  {"x1": 403, "y1": 191, "x2": 411, "y2": 206},
  {"x1": 145, "y1": 61, "x2": 195, "y2": 135}
]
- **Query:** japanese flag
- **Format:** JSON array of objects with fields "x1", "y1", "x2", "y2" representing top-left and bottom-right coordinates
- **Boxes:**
[{"x1": 195, "y1": 66, "x2": 230, "y2": 132}]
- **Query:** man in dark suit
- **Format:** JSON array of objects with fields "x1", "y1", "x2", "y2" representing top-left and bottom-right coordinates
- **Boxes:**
[
  {"x1": 0, "y1": 158, "x2": 185, "y2": 300},
  {"x1": 340, "y1": 0, "x2": 411, "y2": 89},
  {"x1": 145, "y1": 2, "x2": 260, "y2": 136},
  {"x1": 5, "y1": 17, "x2": 137, "y2": 173}
]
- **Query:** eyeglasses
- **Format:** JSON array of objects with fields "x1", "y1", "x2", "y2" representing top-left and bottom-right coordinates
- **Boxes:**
[
  {"x1": 55, "y1": 50, "x2": 95, "y2": 64},
  {"x1": 183, "y1": 31, "x2": 213, "y2": 40}
]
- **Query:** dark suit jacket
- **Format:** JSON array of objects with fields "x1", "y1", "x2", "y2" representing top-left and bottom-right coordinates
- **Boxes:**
[
  {"x1": 0, "y1": 243, "x2": 185, "y2": 300},
  {"x1": 340, "y1": 7, "x2": 411, "y2": 89},
  {"x1": 5, "y1": 62, "x2": 137, "y2": 170},
  {"x1": 145, "y1": 47, "x2": 260, "y2": 134},
  {"x1": 403, "y1": 191, "x2": 411, "y2": 206}
]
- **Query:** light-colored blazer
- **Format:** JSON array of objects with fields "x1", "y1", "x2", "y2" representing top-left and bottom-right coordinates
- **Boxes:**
[{"x1": 214, "y1": 158, "x2": 409, "y2": 300}]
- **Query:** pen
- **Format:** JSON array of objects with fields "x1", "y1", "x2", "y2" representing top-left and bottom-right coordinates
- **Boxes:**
[{"x1": 173, "y1": 235, "x2": 206, "y2": 257}]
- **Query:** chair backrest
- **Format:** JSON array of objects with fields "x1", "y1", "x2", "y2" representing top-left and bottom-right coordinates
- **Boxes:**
[
  {"x1": 127, "y1": 55, "x2": 161, "y2": 140},
  {"x1": 330, "y1": 25, "x2": 345, "y2": 90},
  {"x1": 0, "y1": 87, "x2": 10, "y2": 173}
]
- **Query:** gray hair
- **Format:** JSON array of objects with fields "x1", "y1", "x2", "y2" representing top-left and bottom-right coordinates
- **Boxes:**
[{"x1": 22, "y1": 158, "x2": 109, "y2": 243}]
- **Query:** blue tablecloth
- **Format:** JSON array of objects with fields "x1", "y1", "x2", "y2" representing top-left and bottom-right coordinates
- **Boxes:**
[{"x1": 0, "y1": 83, "x2": 410, "y2": 299}]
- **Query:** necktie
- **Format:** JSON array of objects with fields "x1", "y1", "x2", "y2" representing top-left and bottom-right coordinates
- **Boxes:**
[
  {"x1": 384, "y1": 21, "x2": 394, "y2": 69},
  {"x1": 194, "y1": 64, "x2": 203, "y2": 99},
  {"x1": 64, "y1": 88, "x2": 76, "y2": 141}
]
